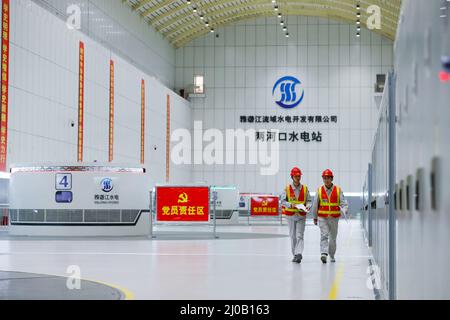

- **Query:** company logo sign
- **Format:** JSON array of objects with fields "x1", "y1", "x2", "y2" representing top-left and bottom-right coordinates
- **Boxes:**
[
  {"x1": 100, "y1": 178, "x2": 114, "y2": 193},
  {"x1": 272, "y1": 76, "x2": 304, "y2": 109}
]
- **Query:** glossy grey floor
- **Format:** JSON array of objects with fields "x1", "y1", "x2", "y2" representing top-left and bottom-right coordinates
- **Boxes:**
[
  {"x1": 0, "y1": 219, "x2": 375, "y2": 300},
  {"x1": 0, "y1": 271, "x2": 123, "y2": 300}
]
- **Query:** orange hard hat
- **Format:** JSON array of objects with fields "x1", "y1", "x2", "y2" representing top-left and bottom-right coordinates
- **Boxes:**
[
  {"x1": 322, "y1": 169, "x2": 334, "y2": 178},
  {"x1": 291, "y1": 167, "x2": 302, "y2": 177}
]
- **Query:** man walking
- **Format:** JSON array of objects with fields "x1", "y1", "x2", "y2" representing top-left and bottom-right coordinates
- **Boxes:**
[
  {"x1": 281, "y1": 167, "x2": 312, "y2": 264},
  {"x1": 311, "y1": 169, "x2": 349, "y2": 264}
]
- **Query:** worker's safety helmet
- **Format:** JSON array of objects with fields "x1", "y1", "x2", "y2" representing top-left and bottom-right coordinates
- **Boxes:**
[
  {"x1": 322, "y1": 169, "x2": 334, "y2": 178},
  {"x1": 291, "y1": 167, "x2": 302, "y2": 178}
]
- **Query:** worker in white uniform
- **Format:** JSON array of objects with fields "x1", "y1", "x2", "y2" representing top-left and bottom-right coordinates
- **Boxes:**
[
  {"x1": 310, "y1": 169, "x2": 349, "y2": 264},
  {"x1": 281, "y1": 167, "x2": 312, "y2": 264}
]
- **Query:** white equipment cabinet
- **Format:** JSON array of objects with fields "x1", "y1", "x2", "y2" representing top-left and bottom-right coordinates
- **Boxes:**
[
  {"x1": 9, "y1": 164, "x2": 151, "y2": 237},
  {"x1": 211, "y1": 186, "x2": 239, "y2": 225}
]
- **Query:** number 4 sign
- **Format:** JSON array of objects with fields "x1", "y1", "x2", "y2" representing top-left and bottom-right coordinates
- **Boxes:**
[{"x1": 56, "y1": 173, "x2": 72, "y2": 191}]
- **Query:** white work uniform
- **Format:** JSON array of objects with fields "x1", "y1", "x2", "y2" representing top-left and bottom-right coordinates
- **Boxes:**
[
  {"x1": 281, "y1": 184, "x2": 312, "y2": 256},
  {"x1": 310, "y1": 185, "x2": 348, "y2": 258}
]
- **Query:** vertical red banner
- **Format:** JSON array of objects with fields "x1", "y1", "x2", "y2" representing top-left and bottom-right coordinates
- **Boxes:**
[
  {"x1": 0, "y1": 0, "x2": 10, "y2": 172},
  {"x1": 109, "y1": 60, "x2": 114, "y2": 162},
  {"x1": 77, "y1": 41, "x2": 85, "y2": 163},
  {"x1": 140, "y1": 79, "x2": 145, "y2": 164},
  {"x1": 166, "y1": 95, "x2": 170, "y2": 183}
]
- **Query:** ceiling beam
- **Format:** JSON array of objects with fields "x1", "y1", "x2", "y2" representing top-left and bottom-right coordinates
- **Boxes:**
[
  {"x1": 156, "y1": 0, "x2": 270, "y2": 32},
  {"x1": 152, "y1": 0, "x2": 400, "y2": 29},
  {"x1": 170, "y1": 4, "x2": 398, "y2": 46},
  {"x1": 173, "y1": 10, "x2": 396, "y2": 47},
  {"x1": 124, "y1": 0, "x2": 401, "y2": 47}
]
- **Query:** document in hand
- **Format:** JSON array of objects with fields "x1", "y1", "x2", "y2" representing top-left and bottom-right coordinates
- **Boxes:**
[
  {"x1": 295, "y1": 204, "x2": 309, "y2": 213},
  {"x1": 341, "y1": 208, "x2": 349, "y2": 223}
]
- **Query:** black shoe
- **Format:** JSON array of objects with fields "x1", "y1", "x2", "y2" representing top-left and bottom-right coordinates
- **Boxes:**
[
  {"x1": 292, "y1": 256, "x2": 297, "y2": 263},
  {"x1": 296, "y1": 254, "x2": 303, "y2": 264},
  {"x1": 321, "y1": 255, "x2": 328, "y2": 264}
]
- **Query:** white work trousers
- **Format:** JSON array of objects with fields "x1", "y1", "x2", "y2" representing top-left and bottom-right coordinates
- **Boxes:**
[
  {"x1": 319, "y1": 217, "x2": 339, "y2": 257},
  {"x1": 287, "y1": 215, "x2": 306, "y2": 256}
]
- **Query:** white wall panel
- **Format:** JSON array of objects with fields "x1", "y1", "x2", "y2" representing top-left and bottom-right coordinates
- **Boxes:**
[
  {"x1": 8, "y1": 0, "x2": 191, "y2": 187},
  {"x1": 176, "y1": 16, "x2": 393, "y2": 194},
  {"x1": 32, "y1": 0, "x2": 175, "y2": 88}
]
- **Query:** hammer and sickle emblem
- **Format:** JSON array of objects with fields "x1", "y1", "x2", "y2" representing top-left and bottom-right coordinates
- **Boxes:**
[
  {"x1": 178, "y1": 192, "x2": 189, "y2": 204},
  {"x1": 262, "y1": 200, "x2": 269, "y2": 207}
]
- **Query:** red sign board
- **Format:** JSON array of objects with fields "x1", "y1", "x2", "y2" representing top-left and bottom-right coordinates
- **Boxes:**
[
  {"x1": 251, "y1": 196, "x2": 279, "y2": 216},
  {"x1": 156, "y1": 187, "x2": 210, "y2": 222}
]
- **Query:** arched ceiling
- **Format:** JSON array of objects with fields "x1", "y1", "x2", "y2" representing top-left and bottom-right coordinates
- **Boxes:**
[{"x1": 122, "y1": 0, "x2": 402, "y2": 48}]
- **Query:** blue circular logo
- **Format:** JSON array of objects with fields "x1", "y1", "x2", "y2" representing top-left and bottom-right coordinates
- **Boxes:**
[
  {"x1": 100, "y1": 178, "x2": 114, "y2": 193},
  {"x1": 272, "y1": 76, "x2": 305, "y2": 109}
]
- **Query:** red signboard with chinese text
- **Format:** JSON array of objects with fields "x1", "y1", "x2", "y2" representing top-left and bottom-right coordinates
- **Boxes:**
[
  {"x1": 0, "y1": 0, "x2": 10, "y2": 172},
  {"x1": 251, "y1": 196, "x2": 279, "y2": 216},
  {"x1": 156, "y1": 187, "x2": 210, "y2": 222}
]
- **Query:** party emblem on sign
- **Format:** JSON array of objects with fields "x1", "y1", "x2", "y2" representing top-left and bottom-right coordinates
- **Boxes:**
[
  {"x1": 178, "y1": 192, "x2": 189, "y2": 204},
  {"x1": 272, "y1": 76, "x2": 305, "y2": 109},
  {"x1": 262, "y1": 200, "x2": 269, "y2": 207}
]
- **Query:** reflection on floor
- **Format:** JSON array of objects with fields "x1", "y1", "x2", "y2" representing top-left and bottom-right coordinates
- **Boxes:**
[{"x1": 0, "y1": 219, "x2": 375, "y2": 300}]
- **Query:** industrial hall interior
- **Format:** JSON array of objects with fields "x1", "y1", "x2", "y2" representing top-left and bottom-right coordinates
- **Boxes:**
[{"x1": 0, "y1": 0, "x2": 449, "y2": 301}]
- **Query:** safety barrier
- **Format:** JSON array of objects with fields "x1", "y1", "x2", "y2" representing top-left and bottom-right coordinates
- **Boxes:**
[
  {"x1": 149, "y1": 185, "x2": 219, "y2": 239},
  {"x1": 242, "y1": 194, "x2": 283, "y2": 226}
]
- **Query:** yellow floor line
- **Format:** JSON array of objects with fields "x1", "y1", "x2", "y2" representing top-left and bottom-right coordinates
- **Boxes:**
[
  {"x1": 327, "y1": 222, "x2": 354, "y2": 300},
  {"x1": 328, "y1": 264, "x2": 345, "y2": 300},
  {"x1": 86, "y1": 278, "x2": 135, "y2": 300}
]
